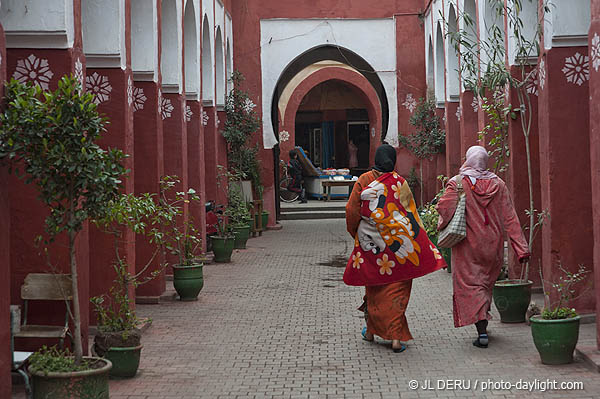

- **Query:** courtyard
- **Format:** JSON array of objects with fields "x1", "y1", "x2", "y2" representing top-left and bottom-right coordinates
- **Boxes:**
[{"x1": 14, "y1": 219, "x2": 599, "y2": 398}]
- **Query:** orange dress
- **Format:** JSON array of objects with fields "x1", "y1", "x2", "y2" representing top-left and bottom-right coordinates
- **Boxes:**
[{"x1": 346, "y1": 170, "x2": 413, "y2": 341}]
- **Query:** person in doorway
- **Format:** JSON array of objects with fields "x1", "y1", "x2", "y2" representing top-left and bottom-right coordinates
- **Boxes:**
[
  {"x1": 348, "y1": 139, "x2": 358, "y2": 169},
  {"x1": 436, "y1": 145, "x2": 529, "y2": 348},
  {"x1": 288, "y1": 149, "x2": 307, "y2": 203},
  {"x1": 344, "y1": 144, "x2": 445, "y2": 353}
]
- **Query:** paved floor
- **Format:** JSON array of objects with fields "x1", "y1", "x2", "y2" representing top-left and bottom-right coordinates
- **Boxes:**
[{"x1": 12, "y1": 219, "x2": 600, "y2": 398}]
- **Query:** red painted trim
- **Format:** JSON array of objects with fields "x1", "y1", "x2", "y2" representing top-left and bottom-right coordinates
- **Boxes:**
[{"x1": 281, "y1": 67, "x2": 382, "y2": 166}]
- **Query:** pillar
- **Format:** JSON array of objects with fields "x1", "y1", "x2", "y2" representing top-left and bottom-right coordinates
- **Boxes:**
[
  {"x1": 134, "y1": 81, "x2": 166, "y2": 300},
  {"x1": 538, "y1": 48, "x2": 595, "y2": 312},
  {"x1": 589, "y1": 0, "x2": 600, "y2": 347},
  {"x1": 187, "y1": 101, "x2": 207, "y2": 251}
]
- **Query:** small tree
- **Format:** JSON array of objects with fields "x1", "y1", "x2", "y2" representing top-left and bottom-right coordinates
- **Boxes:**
[
  {"x1": 446, "y1": 0, "x2": 551, "y2": 281},
  {"x1": 222, "y1": 71, "x2": 262, "y2": 197},
  {"x1": 398, "y1": 97, "x2": 446, "y2": 205},
  {"x1": 0, "y1": 76, "x2": 127, "y2": 365}
]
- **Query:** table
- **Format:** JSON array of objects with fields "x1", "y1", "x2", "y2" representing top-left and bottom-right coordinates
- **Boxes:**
[{"x1": 321, "y1": 180, "x2": 356, "y2": 201}]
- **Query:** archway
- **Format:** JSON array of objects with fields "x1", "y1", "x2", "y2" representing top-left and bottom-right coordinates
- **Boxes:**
[
  {"x1": 434, "y1": 22, "x2": 445, "y2": 104},
  {"x1": 446, "y1": 4, "x2": 459, "y2": 100},
  {"x1": 215, "y1": 27, "x2": 225, "y2": 106},
  {"x1": 201, "y1": 14, "x2": 213, "y2": 102},
  {"x1": 270, "y1": 45, "x2": 389, "y2": 148},
  {"x1": 161, "y1": 0, "x2": 181, "y2": 91},
  {"x1": 184, "y1": 0, "x2": 199, "y2": 96},
  {"x1": 278, "y1": 63, "x2": 382, "y2": 172}
]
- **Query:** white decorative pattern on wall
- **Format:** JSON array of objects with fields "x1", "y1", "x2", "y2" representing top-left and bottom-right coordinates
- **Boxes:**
[
  {"x1": 539, "y1": 58, "x2": 546, "y2": 91},
  {"x1": 74, "y1": 58, "x2": 84, "y2": 88},
  {"x1": 202, "y1": 110, "x2": 209, "y2": 126},
  {"x1": 471, "y1": 97, "x2": 479, "y2": 112},
  {"x1": 13, "y1": 54, "x2": 54, "y2": 90},
  {"x1": 132, "y1": 86, "x2": 146, "y2": 112},
  {"x1": 242, "y1": 98, "x2": 256, "y2": 114},
  {"x1": 455, "y1": 106, "x2": 461, "y2": 121},
  {"x1": 592, "y1": 33, "x2": 600, "y2": 72},
  {"x1": 562, "y1": 52, "x2": 589, "y2": 86},
  {"x1": 127, "y1": 77, "x2": 133, "y2": 106},
  {"x1": 402, "y1": 93, "x2": 417, "y2": 113},
  {"x1": 279, "y1": 130, "x2": 290, "y2": 142},
  {"x1": 160, "y1": 96, "x2": 174, "y2": 120},
  {"x1": 185, "y1": 105, "x2": 193, "y2": 122},
  {"x1": 86, "y1": 72, "x2": 112, "y2": 105},
  {"x1": 525, "y1": 70, "x2": 538, "y2": 96}
]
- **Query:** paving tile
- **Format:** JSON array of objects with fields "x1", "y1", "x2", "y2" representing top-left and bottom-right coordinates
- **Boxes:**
[{"x1": 11, "y1": 219, "x2": 600, "y2": 398}]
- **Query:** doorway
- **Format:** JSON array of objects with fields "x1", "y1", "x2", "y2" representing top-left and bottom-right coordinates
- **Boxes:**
[{"x1": 347, "y1": 121, "x2": 370, "y2": 173}]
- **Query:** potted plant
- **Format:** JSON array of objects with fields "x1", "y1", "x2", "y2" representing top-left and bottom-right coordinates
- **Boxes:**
[
  {"x1": 228, "y1": 182, "x2": 252, "y2": 249},
  {"x1": 212, "y1": 166, "x2": 235, "y2": 262},
  {"x1": 418, "y1": 179, "x2": 451, "y2": 272},
  {"x1": 159, "y1": 176, "x2": 204, "y2": 300},
  {"x1": 530, "y1": 264, "x2": 590, "y2": 364},
  {"x1": 0, "y1": 76, "x2": 126, "y2": 397},
  {"x1": 91, "y1": 192, "x2": 173, "y2": 377}
]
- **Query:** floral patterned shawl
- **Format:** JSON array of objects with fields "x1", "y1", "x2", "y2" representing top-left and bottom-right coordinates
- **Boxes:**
[{"x1": 343, "y1": 172, "x2": 446, "y2": 286}]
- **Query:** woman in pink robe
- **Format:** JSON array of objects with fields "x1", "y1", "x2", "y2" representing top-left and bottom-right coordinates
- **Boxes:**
[{"x1": 436, "y1": 146, "x2": 529, "y2": 348}]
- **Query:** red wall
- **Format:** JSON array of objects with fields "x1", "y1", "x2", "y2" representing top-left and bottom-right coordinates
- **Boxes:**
[
  {"x1": 589, "y1": 0, "x2": 600, "y2": 347},
  {"x1": 538, "y1": 49, "x2": 594, "y2": 312},
  {"x1": 232, "y1": 0, "x2": 428, "y2": 219},
  {"x1": 7, "y1": 48, "x2": 91, "y2": 353},
  {"x1": 0, "y1": 22, "x2": 10, "y2": 398}
]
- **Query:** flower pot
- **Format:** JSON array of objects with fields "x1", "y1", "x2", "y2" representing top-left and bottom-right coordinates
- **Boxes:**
[
  {"x1": 233, "y1": 224, "x2": 251, "y2": 249},
  {"x1": 212, "y1": 236, "x2": 234, "y2": 263},
  {"x1": 30, "y1": 357, "x2": 112, "y2": 399},
  {"x1": 530, "y1": 315, "x2": 580, "y2": 365},
  {"x1": 172, "y1": 263, "x2": 204, "y2": 301},
  {"x1": 104, "y1": 345, "x2": 143, "y2": 378},
  {"x1": 261, "y1": 211, "x2": 269, "y2": 230},
  {"x1": 493, "y1": 279, "x2": 533, "y2": 323}
]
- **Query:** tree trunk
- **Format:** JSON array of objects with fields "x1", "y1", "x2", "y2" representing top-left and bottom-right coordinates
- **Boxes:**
[{"x1": 69, "y1": 228, "x2": 84, "y2": 364}]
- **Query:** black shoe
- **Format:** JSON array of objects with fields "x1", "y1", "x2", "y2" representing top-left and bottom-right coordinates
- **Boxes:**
[{"x1": 473, "y1": 334, "x2": 488, "y2": 348}]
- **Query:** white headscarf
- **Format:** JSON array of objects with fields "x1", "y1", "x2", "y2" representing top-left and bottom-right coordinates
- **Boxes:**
[{"x1": 458, "y1": 146, "x2": 498, "y2": 182}]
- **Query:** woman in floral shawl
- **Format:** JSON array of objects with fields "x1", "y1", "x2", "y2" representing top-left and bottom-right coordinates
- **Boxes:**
[
  {"x1": 436, "y1": 146, "x2": 529, "y2": 348},
  {"x1": 345, "y1": 144, "x2": 445, "y2": 352}
]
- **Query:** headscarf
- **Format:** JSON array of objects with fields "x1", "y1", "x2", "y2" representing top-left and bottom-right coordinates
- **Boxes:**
[
  {"x1": 373, "y1": 144, "x2": 396, "y2": 173},
  {"x1": 458, "y1": 145, "x2": 498, "y2": 180}
]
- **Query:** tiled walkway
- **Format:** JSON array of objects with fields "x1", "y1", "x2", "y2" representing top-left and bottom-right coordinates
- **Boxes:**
[{"x1": 13, "y1": 219, "x2": 600, "y2": 398}]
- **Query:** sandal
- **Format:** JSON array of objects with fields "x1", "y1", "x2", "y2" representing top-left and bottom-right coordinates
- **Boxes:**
[
  {"x1": 392, "y1": 342, "x2": 407, "y2": 353},
  {"x1": 473, "y1": 334, "x2": 489, "y2": 348},
  {"x1": 361, "y1": 327, "x2": 374, "y2": 342}
]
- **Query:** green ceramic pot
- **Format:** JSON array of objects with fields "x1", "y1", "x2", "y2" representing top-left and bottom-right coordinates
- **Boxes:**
[
  {"x1": 212, "y1": 236, "x2": 234, "y2": 263},
  {"x1": 104, "y1": 345, "x2": 143, "y2": 378},
  {"x1": 261, "y1": 211, "x2": 269, "y2": 230},
  {"x1": 30, "y1": 357, "x2": 112, "y2": 399},
  {"x1": 530, "y1": 315, "x2": 580, "y2": 364},
  {"x1": 172, "y1": 263, "x2": 204, "y2": 301},
  {"x1": 493, "y1": 279, "x2": 533, "y2": 323},
  {"x1": 233, "y1": 224, "x2": 251, "y2": 249}
]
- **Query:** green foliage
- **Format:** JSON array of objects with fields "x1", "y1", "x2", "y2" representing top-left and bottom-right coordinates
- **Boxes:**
[
  {"x1": 0, "y1": 76, "x2": 127, "y2": 242},
  {"x1": 222, "y1": 71, "x2": 263, "y2": 197},
  {"x1": 90, "y1": 259, "x2": 138, "y2": 334},
  {"x1": 541, "y1": 307, "x2": 577, "y2": 320},
  {"x1": 479, "y1": 90, "x2": 510, "y2": 174},
  {"x1": 398, "y1": 98, "x2": 445, "y2": 160},
  {"x1": 418, "y1": 202, "x2": 439, "y2": 240},
  {"x1": 541, "y1": 263, "x2": 590, "y2": 320},
  {"x1": 158, "y1": 176, "x2": 203, "y2": 266},
  {"x1": 0, "y1": 76, "x2": 128, "y2": 364},
  {"x1": 29, "y1": 346, "x2": 90, "y2": 374},
  {"x1": 227, "y1": 182, "x2": 251, "y2": 227},
  {"x1": 406, "y1": 167, "x2": 420, "y2": 193}
]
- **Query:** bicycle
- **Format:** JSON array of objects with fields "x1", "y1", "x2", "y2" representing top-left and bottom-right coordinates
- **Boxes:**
[{"x1": 279, "y1": 160, "x2": 300, "y2": 203}]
